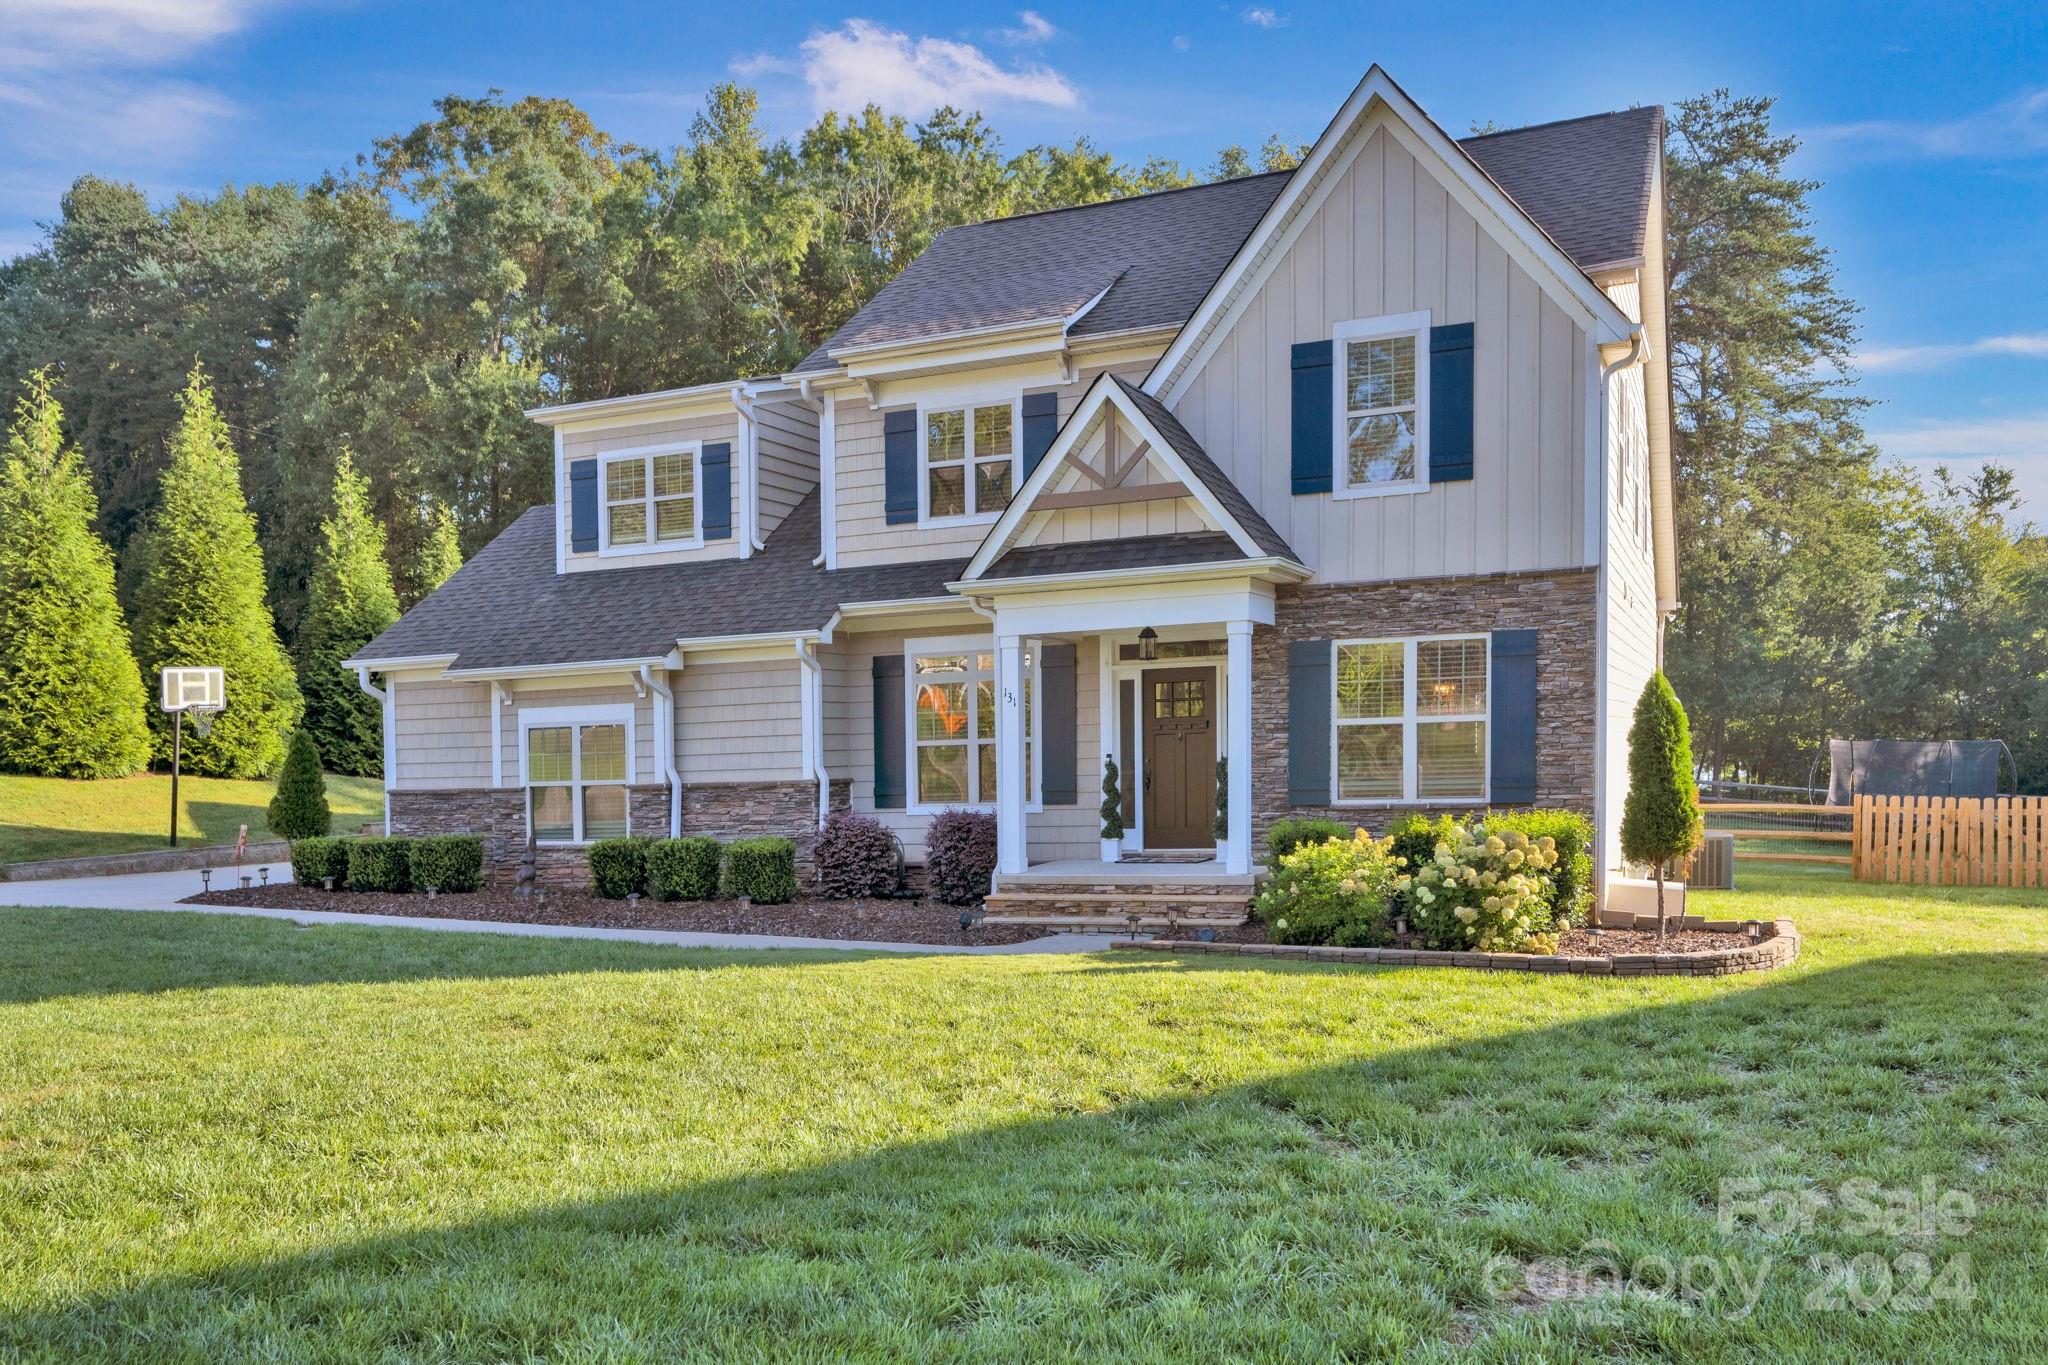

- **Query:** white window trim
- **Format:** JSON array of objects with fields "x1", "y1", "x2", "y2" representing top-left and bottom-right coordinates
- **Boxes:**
[
  {"x1": 916, "y1": 393, "x2": 1022, "y2": 528},
  {"x1": 903, "y1": 634, "x2": 1042, "y2": 815},
  {"x1": 1329, "y1": 634, "x2": 1489, "y2": 806},
  {"x1": 596, "y1": 440, "x2": 703, "y2": 557},
  {"x1": 517, "y1": 703, "x2": 637, "y2": 845},
  {"x1": 1331, "y1": 309, "x2": 1431, "y2": 501}
]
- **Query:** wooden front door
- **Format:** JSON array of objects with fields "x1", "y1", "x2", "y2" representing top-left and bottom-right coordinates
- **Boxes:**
[{"x1": 1143, "y1": 667, "x2": 1217, "y2": 849}]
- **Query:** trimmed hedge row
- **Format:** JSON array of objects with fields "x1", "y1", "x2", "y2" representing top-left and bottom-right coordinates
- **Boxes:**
[
  {"x1": 288, "y1": 834, "x2": 484, "y2": 894},
  {"x1": 586, "y1": 834, "x2": 799, "y2": 904}
]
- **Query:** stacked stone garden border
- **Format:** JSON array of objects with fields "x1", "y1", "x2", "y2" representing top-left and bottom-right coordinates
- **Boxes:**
[{"x1": 1113, "y1": 917, "x2": 1799, "y2": 977}]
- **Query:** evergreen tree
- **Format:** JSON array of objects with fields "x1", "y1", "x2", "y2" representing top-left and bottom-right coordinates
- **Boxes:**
[
  {"x1": 296, "y1": 450, "x2": 398, "y2": 774},
  {"x1": 0, "y1": 371, "x2": 152, "y2": 777},
  {"x1": 1620, "y1": 673, "x2": 1705, "y2": 942},
  {"x1": 131, "y1": 365, "x2": 302, "y2": 777},
  {"x1": 267, "y1": 729, "x2": 331, "y2": 838},
  {"x1": 409, "y1": 500, "x2": 463, "y2": 604}
]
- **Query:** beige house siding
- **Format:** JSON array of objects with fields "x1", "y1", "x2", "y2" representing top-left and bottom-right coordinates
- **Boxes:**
[
  {"x1": 678, "y1": 658, "x2": 807, "y2": 782},
  {"x1": 1172, "y1": 122, "x2": 1590, "y2": 585},
  {"x1": 392, "y1": 679, "x2": 493, "y2": 790},
  {"x1": 559, "y1": 410, "x2": 744, "y2": 573},
  {"x1": 754, "y1": 396, "x2": 819, "y2": 537},
  {"x1": 499, "y1": 684, "x2": 656, "y2": 785}
]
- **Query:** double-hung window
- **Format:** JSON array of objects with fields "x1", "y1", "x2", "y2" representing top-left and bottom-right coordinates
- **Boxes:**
[
  {"x1": 907, "y1": 639, "x2": 1037, "y2": 809},
  {"x1": 922, "y1": 399, "x2": 1017, "y2": 522},
  {"x1": 602, "y1": 445, "x2": 698, "y2": 551},
  {"x1": 1332, "y1": 311, "x2": 1430, "y2": 496},
  {"x1": 522, "y1": 706, "x2": 634, "y2": 843},
  {"x1": 1333, "y1": 636, "x2": 1488, "y2": 802}
]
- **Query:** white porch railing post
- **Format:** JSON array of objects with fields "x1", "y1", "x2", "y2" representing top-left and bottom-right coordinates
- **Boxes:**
[
  {"x1": 1226, "y1": 620, "x2": 1254, "y2": 875},
  {"x1": 996, "y1": 633, "x2": 1028, "y2": 877}
]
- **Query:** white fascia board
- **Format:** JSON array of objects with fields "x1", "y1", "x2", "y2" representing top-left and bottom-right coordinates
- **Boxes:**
[
  {"x1": 952, "y1": 556, "x2": 1308, "y2": 597},
  {"x1": 341, "y1": 652, "x2": 457, "y2": 672},
  {"x1": 528, "y1": 382, "x2": 744, "y2": 432},
  {"x1": 1148, "y1": 66, "x2": 1638, "y2": 405},
  {"x1": 445, "y1": 655, "x2": 664, "y2": 683}
]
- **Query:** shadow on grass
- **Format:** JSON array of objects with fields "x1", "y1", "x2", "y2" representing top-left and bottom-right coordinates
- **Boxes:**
[
  {"x1": 2, "y1": 947, "x2": 2044, "y2": 1357},
  {"x1": 0, "y1": 906, "x2": 909, "y2": 1005}
]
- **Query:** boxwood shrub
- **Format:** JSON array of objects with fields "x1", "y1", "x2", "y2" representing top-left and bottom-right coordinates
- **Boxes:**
[
  {"x1": 346, "y1": 836, "x2": 413, "y2": 893},
  {"x1": 588, "y1": 837, "x2": 651, "y2": 899},
  {"x1": 813, "y1": 811, "x2": 898, "y2": 898},
  {"x1": 1264, "y1": 816, "x2": 1350, "y2": 865},
  {"x1": 410, "y1": 834, "x2": 484, "y2": 893},
  {"x1": 648, "y1": 836, "x2": 722, "y2": 901},
  {"x1": 724, "y1": 836, "x2": 798, "y2": 904},
  {"x1": 925, "y1": 808, "x2": 997, "y2": 906},
  {"x1": 290, "y1": 835, "x2": 350, "y2": 888}
]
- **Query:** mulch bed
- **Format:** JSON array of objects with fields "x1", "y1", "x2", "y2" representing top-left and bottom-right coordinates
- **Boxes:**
[
  {"x1": 182, "y1": 883, "x2": 1047, "y2": 947},
  {"x1": 1156, "y1": 920, "x2": 1760, "y2": 958}
]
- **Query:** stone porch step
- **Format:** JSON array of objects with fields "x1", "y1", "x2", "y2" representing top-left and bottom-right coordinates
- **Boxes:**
[{"x1": 982, "y1": 911, "x2": 1247, "y2": 929}]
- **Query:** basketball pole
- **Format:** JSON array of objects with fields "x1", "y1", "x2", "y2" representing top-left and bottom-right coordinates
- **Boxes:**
[{"x1": 169, "y1": 710, "x2": 182, "y2": 847}]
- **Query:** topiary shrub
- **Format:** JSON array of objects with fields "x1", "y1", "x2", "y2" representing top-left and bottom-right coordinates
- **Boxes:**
[
  {"x1": 266, "y1": 730, "x2": 331, "y2": 839},
  {"x1": 926, "y1": 808, "x2": 998, "y2": 906},
  {"x1": 1251, "y1": 830, "x2": 1400, "y2": 946},
  {"x1": 1485, "y1": 808, "x2": 1595, "y2": 925},
  {"x1": 724, "y1": 837, "x2": 798, "y2": 904},
  {"x1": 1099, "y1": 757, "x2": 1124, "y2": 840},
  {"x1": 410, "y1": 834, "x2": 483, "y2": 893},
  {"x1": 648, "y1": 836, "x2": 722, "y2": 901},
  {"x1": 588, "y1": 837, "x2": 650, "y2": 899},
  {"x1": 346, "y1": 836, "x2": 412, "y2": 893},
  {"x1": 1621, "y1": 672, "x2": 1704, "y2": 940},
  {"x1": 290, "y1": 835, "x2": 350, "y2": 888},
  {"x1": 1265, "y1": 816, "x2": 1349, "y2": 865},
  {"x1": 814, "y1": 812, "x2": 898, "y2": 898}
]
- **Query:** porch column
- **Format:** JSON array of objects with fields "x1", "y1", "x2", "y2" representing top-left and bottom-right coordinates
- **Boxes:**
[
  {"x1": 1226, "y1": 620, "x2": 1254, "y2": 874},
  {"x1": 995, "y1": 633, "x2": 1028, "y2": 877}
]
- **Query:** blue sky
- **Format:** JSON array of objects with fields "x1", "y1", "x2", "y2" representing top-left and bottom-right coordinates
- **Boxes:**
[{"x1": 5, "y1": 1, "x2": 2045, "y2": 511}]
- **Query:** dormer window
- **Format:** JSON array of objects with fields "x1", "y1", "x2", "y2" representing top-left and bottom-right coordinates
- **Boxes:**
[
  {"x1": 1333, "y1": 311, "x2": 1431, "y2": 497},
  {"x1": 601, "y1": 444, "x2": 699, "y2": 552},
  {"x1": 921, "y1": 398, "x2": 1018, "y2": 523}
]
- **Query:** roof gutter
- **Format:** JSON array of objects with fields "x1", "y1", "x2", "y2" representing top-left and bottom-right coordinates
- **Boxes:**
[{"x1": 793, "y1": 639, "x2": 831, "y2": 831}]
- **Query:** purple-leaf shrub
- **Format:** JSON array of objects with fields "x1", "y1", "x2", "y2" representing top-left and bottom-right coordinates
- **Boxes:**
[
  {"x1": 814, "y1": 811, "x2": 899, "y2": 898},
  {"x1": 926, "y1": 808, "x2": 998, "y2": 905}
]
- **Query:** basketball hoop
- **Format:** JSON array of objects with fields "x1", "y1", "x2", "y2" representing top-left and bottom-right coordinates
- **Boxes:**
[
  {"x1": 159, "y1": 667, "x2": 226, "y2": 848},
  {"x1": 189, "y1": 705, "x2": 221, "y2": 739}
]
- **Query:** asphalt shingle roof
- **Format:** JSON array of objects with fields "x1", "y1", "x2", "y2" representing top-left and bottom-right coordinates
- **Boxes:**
[
  {"x1": 984, "y1": 532, "x2": 1245, "y2": 580},
  {"x1": 351, "y1": 493, "x2": 967, "y2": 671},
  {"x1": 1459, "y1": 107, "x2": 1664, "y2": 273}
]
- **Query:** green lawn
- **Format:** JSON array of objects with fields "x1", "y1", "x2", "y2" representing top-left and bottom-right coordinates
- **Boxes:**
[
  {"x1": 1, "y1": 869, "x2": 2043, "y2": 1360},
  {"x1": 0, "y1": 770, "x2": 384, "y2": 865}
]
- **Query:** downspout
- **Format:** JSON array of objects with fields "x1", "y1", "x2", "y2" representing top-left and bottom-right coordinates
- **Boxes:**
[
  {"x1": 640, "y1": 664, "x2": 681, "y2": 838},
  {"x1": 354, "y1": 665, "x2": 391, "y2": 836},
  {"x1": 1594, "y1": 327, "x2": 1649, "y2": 901},
  {"x1": 733, "y1": 386, "x2": 765, "y2": 554},
  {"x1": 794, "y1": 639, "x2": 830, "y2": 829}
]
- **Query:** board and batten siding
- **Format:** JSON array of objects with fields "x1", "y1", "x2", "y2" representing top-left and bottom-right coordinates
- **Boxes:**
[
  {"x1": 753, "y1": 396, "x2": 820, "y2": 537},
  {"x1": 677, "y1": 659, "x2": 807, "y2": 782},
  {"x1": 1017, "y1": 408, "x2": 1220, "y2": 548},
  {"x1": 1172, "y1": 122, "x2": 1590, "y2": 585},
  {"x1": 392, "y1": 679, "x2": 493, "y2": 790},
  {"x1": 831, "y1": 353, "x2": 1161, "y2": 570},
  {"x1": 559, "y1": 410, "x2": 743, "y2": 573}
]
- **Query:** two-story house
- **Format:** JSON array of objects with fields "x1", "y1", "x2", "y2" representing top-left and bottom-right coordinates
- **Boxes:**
[{"x1": 346, "y1": 67, "x2": 1677, "y2": 919}]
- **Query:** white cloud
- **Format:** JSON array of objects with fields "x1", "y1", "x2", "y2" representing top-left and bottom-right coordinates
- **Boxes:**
[
  {"x1": 1874, "y1": 414, "x2": 2048, "y2": 511},
  {"x1": 796, "y1": 19, "x2": 1078, "y2": 117},
  {"x1": 1806, "y1": 88, "x2": 2048, "y2": 163},
  {"x1": 1172, "y1": 34, "x2": 1191, "y2": 52},
  {"x1": 1, "y1": 0, "x2": 267, "y2": 71},
  {"x1": 1240, "y1": 7, "x2": 1287, "y2": 28},
  {"x1": 0, "y1": 77, "x2": 237, "y2": 160},
  {"x1": 729, "y1": 51, "x2": 796, "y2": 79},
  {"x1": 1855, "y1": 333, "x2": 2048, "y2": 374},
  {"x1": 1000, "y1": 10, "x2": 1057, "y2": 45}
]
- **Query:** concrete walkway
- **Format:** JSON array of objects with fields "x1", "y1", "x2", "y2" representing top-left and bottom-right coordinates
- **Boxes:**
[{"x1": 0, "y1": 862, "x2": 1123, "y2": 956}]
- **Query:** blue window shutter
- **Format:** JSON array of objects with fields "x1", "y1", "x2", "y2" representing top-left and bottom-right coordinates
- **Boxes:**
[
  {"x1": 1490, "y1": 629, "x2": 1538, "y2": 804},
  {"x1": 1291, "y1": 340, "x2": 1333, "y2": 494},
  {"x1": 1429, "y1": 323, "x2": 1475, "y2": 483},
  {"x1": 883, "y1": 409, "x2": 918, "y2": 525},
  {"x1": 1041, "y1": 642, "x2": 1077, "y2": 804},
  {"x1": 1021, "y1": 391, "x2": 1059, "y2": 478},
  {"x1": 569, "y1": 459, "x2": 598, "y2": 553},
  {"x1": 701, "y1": 442, "x2": 733, "y2": 540},
  {"x1": 872, "y1": 655, "x2": 906, "y2": 809},
  {"x1": 1288, "y1": 639, "x2": 1332, "y2": 804}
]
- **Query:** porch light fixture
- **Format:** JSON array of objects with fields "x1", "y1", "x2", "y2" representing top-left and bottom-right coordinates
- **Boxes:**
[{"x1": 1136, "y1": 627, "x2": 1159, "y2": 662}]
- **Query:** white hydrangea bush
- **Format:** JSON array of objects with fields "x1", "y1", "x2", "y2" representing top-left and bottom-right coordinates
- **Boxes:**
[{"x1": 1403, "y1": 823, "x2": 1563, "y2": 953}]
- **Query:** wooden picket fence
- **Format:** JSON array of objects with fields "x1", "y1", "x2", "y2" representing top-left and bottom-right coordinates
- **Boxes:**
[{"x1": 1851, "y1": 794, "x2": 2048, "y2": 887}]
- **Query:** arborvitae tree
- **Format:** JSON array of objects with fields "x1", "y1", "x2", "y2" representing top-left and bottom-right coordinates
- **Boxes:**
[
  {"x1": 267, "y1": 729, "x2": 331, "y2": 838},
  {"x1": 131, "y1": 365, "x2": 302, "y2": 777},
  {"x1": 409, "y1": 500, "x2": 463, "y2": 604},
  {"x1": 0, "y1": 371, "x2": 152, "y2": 777},
  {"x1": 296, "y1": 451, "x2": 398, "y2": 775},
  {"x1": 1620, "y1": 672, "x2": 1705, "y2": 941}
]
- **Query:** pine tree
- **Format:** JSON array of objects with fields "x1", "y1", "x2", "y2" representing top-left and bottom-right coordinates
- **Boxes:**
[
  {"x1": 1620, "y1": 672, "x2": 1705, "y2": 941},
  {"x1": 267, "y1": 729, "x2": 331, "y2": 838},
  {"x1": 409, "y1": 500, "x2": 463, "y2": 604},
  {"x1": 297, "y1": 450, "x2": 398, "y2": 775},
  {"x1": 0, "y1": 371, "x2": 153, "y2": 777},
  {"x1": 131, "y1": 365, "x2": 302, "y2": 777}
]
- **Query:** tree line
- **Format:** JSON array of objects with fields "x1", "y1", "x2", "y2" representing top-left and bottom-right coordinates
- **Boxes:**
[{"x1": 0, "y1": 84, "x2": 2039, "y2": 790}]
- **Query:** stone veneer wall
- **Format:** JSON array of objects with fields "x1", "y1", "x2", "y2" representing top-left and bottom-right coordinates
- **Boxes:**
[
  {"x1": 390, "y1": 777, "x2": 847, "y2": 886},
  {"x1": 1250, "y1": 568, "x2": 1599, "y2": 851}
]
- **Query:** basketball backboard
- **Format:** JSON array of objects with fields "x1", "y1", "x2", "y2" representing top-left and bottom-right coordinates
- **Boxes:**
[{"x1": 160, "y1": 666, "x2": 225, "y2": 713}]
